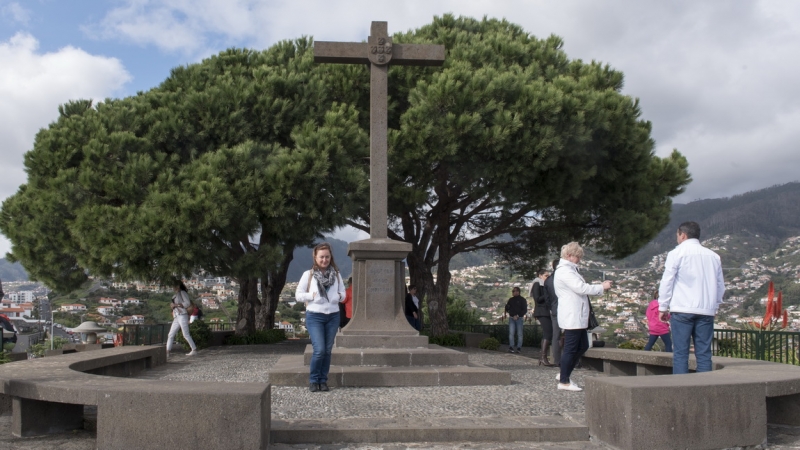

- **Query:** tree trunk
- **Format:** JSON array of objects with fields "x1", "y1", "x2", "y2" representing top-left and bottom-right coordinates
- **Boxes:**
[
  {"x1": 260, "y1": 247, "x2": 294, "y2": 330},
  {"x1": 235, "y1": 278, "x2": 258, "y2": 335}
]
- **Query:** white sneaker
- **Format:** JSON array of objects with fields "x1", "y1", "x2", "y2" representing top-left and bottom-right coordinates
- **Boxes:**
[
  {"x1": 186, "y1": 350, "x2": 197, "y2": 356},
  {"x1": 555, "y1": 373, "x2": 560, "y2": 381},
  {"x1": 557, "y1": 382, "x2": 582, "y2": 391}
]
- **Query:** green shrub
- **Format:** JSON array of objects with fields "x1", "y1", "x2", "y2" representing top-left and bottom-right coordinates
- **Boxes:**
[
  {"x1": 426, "y1": 332, "x2": 465, "y2": 347},
  {"x1": 28, "y1": 336, "x2": 70, "y2": 358},
  {"x1": 617, "y1": 338, "x2": 647, "y2": 350},
  {"x1": 176, "y1": 320, "x2": 212, "y2": 350},
  {"x1": 224, "y1": 328, "x2": 287, "y2": 346},
  {"x1": 479, "y1": 337, "x2": 500, "y2": 351},
  {"x1": 0, "y1": 351, "x2": 11, "y2": 365}
]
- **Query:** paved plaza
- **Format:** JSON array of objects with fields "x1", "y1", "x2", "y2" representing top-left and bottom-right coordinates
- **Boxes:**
[{"x1": 2, "y1": 340, "x2": 800, "y2": 449}]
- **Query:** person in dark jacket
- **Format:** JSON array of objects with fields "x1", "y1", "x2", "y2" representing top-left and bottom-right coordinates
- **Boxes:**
[
  {"x1": 530, "y1": 269, "x2": 554, "y2": 366},
  {"x1": 504, "y1": 287, "x2": 527, "y2": 353},
  {"x1": 405, "y1": 285, "x2": 421, "y2": 331},
  {"x1": 543, "y1": 259, "x2": 562, "y2": 366}
]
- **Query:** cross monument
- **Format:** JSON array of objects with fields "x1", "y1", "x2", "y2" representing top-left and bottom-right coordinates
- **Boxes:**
[{"x1": 315, "y1": 22, "x2": 445, "y2": 346}]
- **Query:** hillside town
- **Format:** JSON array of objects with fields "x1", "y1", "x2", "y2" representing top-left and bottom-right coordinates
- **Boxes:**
[{"x1": 2, "y1": 235, "x2": 799, "y2": 341}]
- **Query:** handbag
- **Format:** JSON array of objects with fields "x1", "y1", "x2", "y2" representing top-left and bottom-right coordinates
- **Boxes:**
[{"x1": 588, "y1": 301, "x2": 599, "y2": 330}]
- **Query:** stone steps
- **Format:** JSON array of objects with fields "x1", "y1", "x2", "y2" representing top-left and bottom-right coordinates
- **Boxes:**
[
  {"x1": 270, "y1": 354, "x2": 511, "y2": 386},
  {"x1": 271, "y1": 414, "x2": 588, "y2": 445}
]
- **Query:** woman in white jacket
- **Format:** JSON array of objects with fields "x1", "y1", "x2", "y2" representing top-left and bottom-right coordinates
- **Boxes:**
[
  {"x1": 554, "y1": 242, "x2": 611, "y2": 391},
  {"x1": 166, "y1": 281, "x2": 197, "y2": 358},
  {"x1": 295, "y1": 242, "x2": 346, "y2": 392}
]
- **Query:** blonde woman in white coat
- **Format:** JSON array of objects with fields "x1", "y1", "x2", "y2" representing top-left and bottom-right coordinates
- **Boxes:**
[
  {"x1": 166, "y1": 280, "x2": 197, "y2": 358},
  {"x1": 554, "y1": 242, "x2": 611, "y2": 391},
  {"x1": 295, "y1": 242, "x2": 346, "y2": 393}
]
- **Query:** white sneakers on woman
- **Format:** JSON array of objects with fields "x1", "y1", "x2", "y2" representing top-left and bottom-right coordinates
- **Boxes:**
[
  {"x1": 186, "y1": 350, "x2": 197, "y2": 356},
  {"x1": 555, "y1": 373, "x2": 582, "y2": 390}
]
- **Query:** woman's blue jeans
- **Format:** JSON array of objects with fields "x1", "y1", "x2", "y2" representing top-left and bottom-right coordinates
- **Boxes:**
[
  {"x1": 306, "y1": 311, "x2": 340, "y2": 384},
  {"x1": 644, "y1": 333, "x2": 673, "y2": 352}
]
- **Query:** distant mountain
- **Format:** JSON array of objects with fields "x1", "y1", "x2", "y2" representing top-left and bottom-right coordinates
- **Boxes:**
[
  {"x1": 287, "y1": 237, "x2": 353, "y2": 282},
  {"x1": 0, "y1": 259, "x2": 28, "y2": 282},
  {"x1": 619, "y1": 182, "x2": 800, "y2": 268},
  {"x1": 5, "y1": 182, "x2": 799, "y2": 283}
]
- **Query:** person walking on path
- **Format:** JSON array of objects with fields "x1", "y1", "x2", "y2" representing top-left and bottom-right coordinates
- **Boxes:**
[
  {"x1": 644, "y1": 290, "x2": 672, "y2": 352},
  {"x1": 543, "y1": 259, "x2": 562, "y2": 367},
  {"x1": 166, "y1": 281, "x2": 198, "y2": 358},
  {"x1": 504, "y1": 287, "x2": 527, "y2": 353},
  {"x1": 658, "y1": 221, "x2": 724, "y2": 374},
  {"x1": 296, "y1": 242, "x2": 346, "y2": 392},
  {"x1": 340, "y1": 277, "x2": 353, "y2": 329},
  {"x1": 530, "y1": 269, "x2": 554, "y2": 366},
  {"x1": 555, "y1": 242, "x2": 612, "y2": 391},
  {"x1": 405, "y1": 285, "x2": 421, "y2": 331}
]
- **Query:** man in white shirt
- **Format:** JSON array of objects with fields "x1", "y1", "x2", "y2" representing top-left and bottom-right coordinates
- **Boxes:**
[{"x1": 658, "y1": 221, "x2": 725, "y2": 374}]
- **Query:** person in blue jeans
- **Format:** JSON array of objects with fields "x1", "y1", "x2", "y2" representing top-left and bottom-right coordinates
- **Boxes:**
[
  {"x1": 658, "y1": 221, "x2": 725, "y2": 374},
  {"x1": 296, "y1": 242, "x2": 346, "y2": 392},
  {"x1": 504, "y1": 287, "x2": 527, "y2": 353}
]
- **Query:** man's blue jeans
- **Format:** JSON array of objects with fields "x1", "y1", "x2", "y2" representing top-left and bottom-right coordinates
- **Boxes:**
[
  {"x1": 508, "y1": 317, "x2": 524, "y2": 349},
  {"x1": 306, "y1": 311, "x2": 340, "y2": 384},
  {"x1": 670, "y1": 312, "x2": 714, "y2": 374}
]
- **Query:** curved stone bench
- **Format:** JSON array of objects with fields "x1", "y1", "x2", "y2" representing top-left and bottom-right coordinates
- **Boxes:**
[
  {"x1": 0, "y1": 346, "x2": 269, "y2": 450},
  {"x1": 582, "y1": 348, "x2": 800, "y2": 450}
]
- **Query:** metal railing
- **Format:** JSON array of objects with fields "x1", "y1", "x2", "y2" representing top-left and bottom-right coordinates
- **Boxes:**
[
  {"x1": 119, "y1": 322, "x2": 236, "y2": 346},
  {"x1": 713, "y1": 329, "x2": 800, "y2": 365},
  {"x1": 119, "y1": 324, "x2": 169, "y2": 346}
]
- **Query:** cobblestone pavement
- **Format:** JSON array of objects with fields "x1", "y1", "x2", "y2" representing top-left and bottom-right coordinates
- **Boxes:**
[{"x1": 2, "y1": 341, "x2": 800, "y2": 449}]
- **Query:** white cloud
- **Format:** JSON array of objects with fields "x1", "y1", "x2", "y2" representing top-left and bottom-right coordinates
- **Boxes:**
[
  {"x1": 1, "y1": 2, "x2": 30, "y2": 25},
  {"x1": 0, "y1": 32, "x2": 132, "y2": 256}
]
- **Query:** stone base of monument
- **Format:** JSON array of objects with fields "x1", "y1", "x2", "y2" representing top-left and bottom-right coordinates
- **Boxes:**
[{"x1": 269, "y1": 344, "x2": 510, "y2": 387}]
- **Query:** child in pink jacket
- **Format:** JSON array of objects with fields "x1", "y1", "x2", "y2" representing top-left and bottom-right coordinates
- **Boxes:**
[{"x1": 644, "y1": 291, "x2": 672, "y2": 352}]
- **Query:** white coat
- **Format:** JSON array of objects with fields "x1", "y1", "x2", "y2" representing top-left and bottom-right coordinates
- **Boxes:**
[
  {"x1": 295, "y1": 270, "x2": 346, "y2": 314},
  {"x1": 554, "y1": 258, "x2": 604, "y2": 330}
]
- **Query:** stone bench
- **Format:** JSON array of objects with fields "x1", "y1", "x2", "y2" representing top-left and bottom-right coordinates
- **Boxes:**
[
  {"x1": 582, "y1": 348, "x2": 800, "y2": 450},
  {"x1": 0, "y1": 346, "x2": 270, "y2": 450}
]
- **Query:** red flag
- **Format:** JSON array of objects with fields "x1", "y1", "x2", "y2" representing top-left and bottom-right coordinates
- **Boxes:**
[
  {"x1": 763, "y1": 281, "x2": 775, "y2": 327},
  {"x1": 783, "y1": 310, "x2": 789, "y2": 329},
  {"x1": 776, "y1": 291, "x2": 783, "y2": 318}
]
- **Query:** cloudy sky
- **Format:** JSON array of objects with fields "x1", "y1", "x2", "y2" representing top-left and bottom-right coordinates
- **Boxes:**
[{"x1": 1, "y1": 0, "x2": 799, "y2": 255}]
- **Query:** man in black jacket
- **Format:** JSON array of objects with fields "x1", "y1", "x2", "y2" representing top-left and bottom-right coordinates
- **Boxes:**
[
  {"x1": 504, "y1": 287, "x2": 527, "y2": 353},
  {"x1": 543, "y1": 259, "x2": 562, "y2": 366}
]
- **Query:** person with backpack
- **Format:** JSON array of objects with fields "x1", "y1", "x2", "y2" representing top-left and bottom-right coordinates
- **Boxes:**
[{"x1": 165, "y1": 280, "x2": 198, "y2": 357}]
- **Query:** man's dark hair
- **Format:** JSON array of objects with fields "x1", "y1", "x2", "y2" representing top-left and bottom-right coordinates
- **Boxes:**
[
  {"x1": 551, "y1": 259, "x2": 558, "y2": 270},
  {"x1": 512, "y1": 287, "x2": 520, "y2": 294},
  {"x1": 408, "y1": 284, "x2": 416, "y2": 291},
  {"x1": 678, "y1": 221, "x2": 701, "y2": 240},
  {"x1": 537, "y1": 269, "x2": 547, "y2": 277}
]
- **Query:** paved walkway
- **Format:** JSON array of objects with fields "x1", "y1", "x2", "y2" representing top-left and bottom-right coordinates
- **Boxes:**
[{"x1": 2, "y1": 340, "x2": 800, "y2": 449}]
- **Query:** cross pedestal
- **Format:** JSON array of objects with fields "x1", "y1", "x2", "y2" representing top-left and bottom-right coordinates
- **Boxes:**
[{"x1": 271, "y1": 21, "x2": 509, "y2": 386}]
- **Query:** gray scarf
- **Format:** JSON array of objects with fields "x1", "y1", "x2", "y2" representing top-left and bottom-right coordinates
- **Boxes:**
[{"x1": 313, "y1": 267, "x2": 337, "y2": 301}]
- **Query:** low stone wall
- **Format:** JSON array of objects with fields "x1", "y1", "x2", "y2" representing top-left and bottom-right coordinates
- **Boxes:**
[
  {"x1": 0, "y1": 346, "x2": 270, "y2": 450},
  {"x1": 582, "y1": 348, "x2": 800, "y2": 450}
]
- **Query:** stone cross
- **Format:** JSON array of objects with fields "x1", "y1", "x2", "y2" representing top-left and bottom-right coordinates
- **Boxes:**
[{"x1": 314, "y1": 21, "x2": 445, "y2": 238}]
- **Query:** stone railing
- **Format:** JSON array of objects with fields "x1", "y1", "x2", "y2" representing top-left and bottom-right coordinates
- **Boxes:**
[{"x1": 582, "y1": 348, "x2": 800, "y2": 450}]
